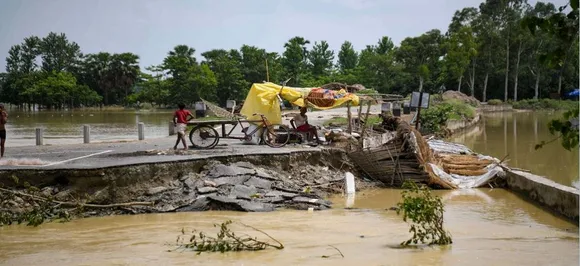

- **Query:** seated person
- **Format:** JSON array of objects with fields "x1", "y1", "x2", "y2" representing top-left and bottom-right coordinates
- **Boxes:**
[{"x1": 286, "y1": 107, "x2": 321, "y2": 144}]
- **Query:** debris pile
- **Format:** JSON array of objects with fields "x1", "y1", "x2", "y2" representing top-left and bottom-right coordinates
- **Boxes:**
[
  {"x1": 442, "y1": 90, "x2": 481, "y2": 107},
  {"x1": 348, "y1": 118, "x2": 505, "y2": 189},
  {"x1": 1, "y1": 159, "x2": 378, "y2": 224}
]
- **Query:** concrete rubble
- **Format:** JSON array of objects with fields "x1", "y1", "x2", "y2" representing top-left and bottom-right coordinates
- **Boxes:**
[
  {"x1": 1, "y1": 159, "x2": 362, "y2": 218},
  {"x1": 141, "y1": 161, "x2": 334, "y2": 213}
]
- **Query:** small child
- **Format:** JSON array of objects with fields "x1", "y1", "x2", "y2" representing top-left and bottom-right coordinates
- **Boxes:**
[{"x1": 173, "y1": 103, "x2": 193, "y2": 150}]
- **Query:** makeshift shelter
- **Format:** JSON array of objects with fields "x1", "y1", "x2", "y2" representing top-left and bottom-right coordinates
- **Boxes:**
[
  {"x1": 348, "y1": 118, "x2": 505, "y2": 189},
  {"x1": 240, "y1": 82, "x2": 360, "y2": 124}
]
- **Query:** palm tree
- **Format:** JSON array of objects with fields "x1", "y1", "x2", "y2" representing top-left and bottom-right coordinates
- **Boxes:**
[
  {"x1": 110, "y1": 53, "x2": 140, "y2": 103},
  {"x1": 163, "y1": 45, "x2": 197, "y2": 78}
]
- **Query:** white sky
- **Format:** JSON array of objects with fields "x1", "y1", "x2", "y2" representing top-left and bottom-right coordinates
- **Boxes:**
[{"x1": 0, "y1": 0, "x2": 569, "y2": 71}]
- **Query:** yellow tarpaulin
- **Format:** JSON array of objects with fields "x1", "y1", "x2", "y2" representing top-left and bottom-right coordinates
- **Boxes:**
[{"x1": 240, "y1": 82, "x2": 360, "y2": 124}]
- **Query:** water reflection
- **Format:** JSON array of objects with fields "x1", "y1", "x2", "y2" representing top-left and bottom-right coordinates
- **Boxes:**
[
  {"x1": 450, "y1": 111, "x2": 579, "y2": 188},
  {"x1": 4, "y1": 110, "x2": 174, "y2": 145}
]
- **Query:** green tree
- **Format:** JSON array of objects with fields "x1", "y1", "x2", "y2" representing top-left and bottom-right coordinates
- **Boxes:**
[
  {"x1": 397, "y1": 30, "x2": 444, "y2": 92},
  {"x1": 524, "y1": 0, "x2": 579, "y2": 151},
  {"x1": 202, "y1": 49, "x2": 249, "y2": 104},
  {"x1": 162, "y1": 45, "x2": 217, "y2": 104},
  {"x1": 308, "y1": 40, "x2": 334, "y2": 78},
  {"x1": 337, "y1": 41, "x2": 358, "y2": 72},
  {"x1": 39, "y1": 32, "x2": 82, "y2": 73},
  {"x1": 109, "y1": 52, "x2": 140, "y2": 104},
  {"x1": 443, "y1": 26, "x2": 478, "y2": 95},
  {"x1": 22, "y1": 71, "x2": 100, "y2": 108},
  {"x1": 282, "y1": 36, "x2": 310, "y2": 86}
]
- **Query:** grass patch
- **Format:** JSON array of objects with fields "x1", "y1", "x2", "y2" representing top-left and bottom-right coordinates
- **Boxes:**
[
  {"x1": 323, "y1": 114, "x2": 382, "y2": 127},
  {"x1": 440, "y1": 99, "x2": 476, "y2": 120},
  {"x1": 512, "y1": 99, "x2": 577, "y2": 110},
  {"x1": 487, "y1": 99, "x2": 503, "y2": 105},
  {"x1": 323, "y1": 117, "x2": 348, "y2": 127}
]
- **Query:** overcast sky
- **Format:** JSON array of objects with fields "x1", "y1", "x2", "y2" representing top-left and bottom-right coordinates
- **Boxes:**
[{"x1": 0, "y1": 0, "x2": 568, "y2": 71}]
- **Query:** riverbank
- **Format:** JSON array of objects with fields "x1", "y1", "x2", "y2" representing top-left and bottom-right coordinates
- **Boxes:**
[
  {"x1": 0, "y1": 130, "x2": 578, "y2": 226},
  {"x1": 0, "y1": 146, "x2": 383, "y2": 225}
]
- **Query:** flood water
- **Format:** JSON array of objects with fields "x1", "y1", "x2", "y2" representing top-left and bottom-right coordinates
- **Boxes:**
[
  {"x1": 0, "y1": 189, "x2": 577, "y2": 266},
  {"x1": 449, "y1": 111, "x2": 579, "y2": 189},
  {"x1": 3, "y1": 109, "x2": 173, "y2": 146}
]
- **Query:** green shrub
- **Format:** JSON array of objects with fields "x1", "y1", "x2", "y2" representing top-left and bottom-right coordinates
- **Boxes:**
[
  {"x1": 512, "y1": 99, "x2": 577, "y2": 110},
  {"x1": 420, "y1": 99, "x2": 476, "y2": 134},
  {"x1": 396, "y1": 180, "x2": 452, "y2": 246},
  {"x1": 421, "y1": 104, "x2": 453, "y2": 134},
  {"x1": 444, "y1": 99, "x2": 476, "y2": 120},
  {"x1": 487, "y1": 99, "x2": 503, "y2": 105}
]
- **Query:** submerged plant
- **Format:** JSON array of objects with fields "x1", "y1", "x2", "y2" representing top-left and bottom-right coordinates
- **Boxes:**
[
  {"x1": 396, "y1": 180, "x2": 452, "y2": 246},
  {"x1": 174, "y1": 220, "x2": 284, "y2": 254}
]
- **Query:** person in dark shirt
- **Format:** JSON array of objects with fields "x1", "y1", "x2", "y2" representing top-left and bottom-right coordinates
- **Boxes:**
[{"x1": 173, "y1": 103, "x2": 193, "y2": 150}]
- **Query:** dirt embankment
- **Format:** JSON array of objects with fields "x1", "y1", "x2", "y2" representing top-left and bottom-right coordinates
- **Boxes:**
[{"x1": 0, "y1": 149, "x2": 381, "y2": 224}]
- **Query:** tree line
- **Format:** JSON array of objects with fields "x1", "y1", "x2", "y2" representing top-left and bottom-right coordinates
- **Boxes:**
[{"x1": 0, "y1": 0, "x2": 577, "y2": 110}]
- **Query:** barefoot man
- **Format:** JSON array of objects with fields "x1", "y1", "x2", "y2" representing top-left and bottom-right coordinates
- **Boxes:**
[
  {"x1": 0, "y1": 104, "x2": 7, "y2": 158},
  {"x1": 287, "y1": 106, "x2": 321, "y2": 144},
  {"x1": 173, "y1": 103, "x2": 194, "y2": 150}
]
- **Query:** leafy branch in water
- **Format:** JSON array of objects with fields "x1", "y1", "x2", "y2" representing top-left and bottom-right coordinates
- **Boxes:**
[
  {"x1": 173, "y1": 220, "x2": 284, "y2": 254},
  {"x1": 535, "y1": 107, "x2": 579, "y2": 151},
  {"x1": 396, "y1": 180, "x2": 452, "y2": 246}
]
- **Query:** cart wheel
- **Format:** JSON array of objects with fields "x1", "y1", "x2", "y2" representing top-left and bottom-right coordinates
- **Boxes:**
[
  {"x1": 262, "y1": 124, "x2": 290, "y2": 148},
  {"x1": 189, "y1": 125, "x2": 219, "y2": 149}
]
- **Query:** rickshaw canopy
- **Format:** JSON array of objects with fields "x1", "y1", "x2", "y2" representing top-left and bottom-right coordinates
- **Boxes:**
[{"x1": 240, "y1": 82, "x2": 360, "y2": 124}]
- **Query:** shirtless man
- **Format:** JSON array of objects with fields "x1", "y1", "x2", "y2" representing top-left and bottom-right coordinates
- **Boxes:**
[
  {"x1": 0, "y1": 104, "x2": 7, "y2": 158},
  {"x1": 287, "y1": 106, "x2": 320, "y2": 144}
]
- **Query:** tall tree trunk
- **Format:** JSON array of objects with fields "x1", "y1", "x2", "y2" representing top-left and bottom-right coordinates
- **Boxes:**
[
  {"x1": 557, "y1": 35, "x2": 578, "y2": 96},
  {"x1": 483, "y1": 73, "x2": 489, "y2": 102},
  {"x1": 513, "y1": 40, "x2": 522, "y2": 102},
  {"x1": 558, "y1": 75, "x2": 563, "y2": 96},
  {"x1": 469, "y1": 59, "x2": 476, "y2": 97},
  {"x1": 534, "y1": 71, "x2": 540, "y2": 99},
  {"x1": 504, "y1": 34, "x2": 510, "y2": 102},
  {"x1": 457, "y1": 76, "x2": 463, "y2": 92},
  {"x1": 419, "y1": 76, "x2": 424, "y2": 92}
]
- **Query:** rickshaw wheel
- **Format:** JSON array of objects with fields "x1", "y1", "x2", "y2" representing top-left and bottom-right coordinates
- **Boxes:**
[
  {"x1": 189, "y1": 125, "x2": 219, "y2": 149},
  {"x1": 262, "y1": 124, "x2": 290, "y2": 148}
]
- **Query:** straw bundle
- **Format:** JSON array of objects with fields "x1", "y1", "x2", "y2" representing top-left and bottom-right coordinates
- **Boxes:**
[{"x1": 201, "y1": 99, "x2": 237, "y2": 119}]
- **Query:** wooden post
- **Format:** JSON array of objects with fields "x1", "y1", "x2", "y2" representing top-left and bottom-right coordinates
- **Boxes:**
[
  {"x1": 35, "y1": 128, "x2": 44, "y2": 146},
  {"x1": 357, "y1": 100, "x2": 363, "y2": 130},
  {"x1": 359, "y1": 100, "x2": 372, "y2": 148},
  {"x1": 265, "y1": 58, "x2": 270, "y2": 82},
  {"x1": 414, "y1": 92, "x2": 424, "y2": 130},
  {"x1": 168, "y1": 121, "x2": 176, "y2": 136},
  {"x1": 83, "y1": 125, "x2": 90, "y2": 144},
  {"x1": 138, "y1": 122, "x2": 145, "y2": 140},
  {"x1": 347, "y1": 102, "x2": 352, "y2": 134}
]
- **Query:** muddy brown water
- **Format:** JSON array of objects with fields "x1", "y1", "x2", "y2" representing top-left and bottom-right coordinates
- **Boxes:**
[
  {"x1": 4, "y1": 110, "x2": 174, "y2": 146},
  {"x1": 0, "y1": 189, "x2": 577, "y2": 266},
  {"x1": 1, "y1": 109, "x2": 578, "y2": 265},
  {"x1": 450, "y1": 111, "x2": 579, "y2": 188}
]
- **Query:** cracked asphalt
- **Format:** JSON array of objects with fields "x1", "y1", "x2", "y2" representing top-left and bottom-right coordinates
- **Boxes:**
[{"x1": 0, "y1": 104, "x2": 384, "y2": 170}]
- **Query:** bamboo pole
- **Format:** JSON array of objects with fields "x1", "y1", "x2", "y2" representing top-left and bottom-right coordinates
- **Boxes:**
[
  {"x1": 347, "y1": 102, "x2": 352, "y2": 134},
  {"x1": 357, "y1": 100, "x2": 363, "y2": 131},
  {"x1": 359, "y1": 100, "x2": 372, "y2": 148},
  {"x1": 265, "y1": 58, "x2": 270, "y2": 82}
]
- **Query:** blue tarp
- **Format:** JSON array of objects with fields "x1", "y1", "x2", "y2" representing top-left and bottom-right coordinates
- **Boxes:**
[{"x1": 567, "y1": 89, "x2": 579, "y2": 97}]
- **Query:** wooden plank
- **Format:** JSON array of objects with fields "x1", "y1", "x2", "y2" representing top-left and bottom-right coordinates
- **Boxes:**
[{"x1": 187, "y1": 120, "x2": 238, "y2": 126}]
